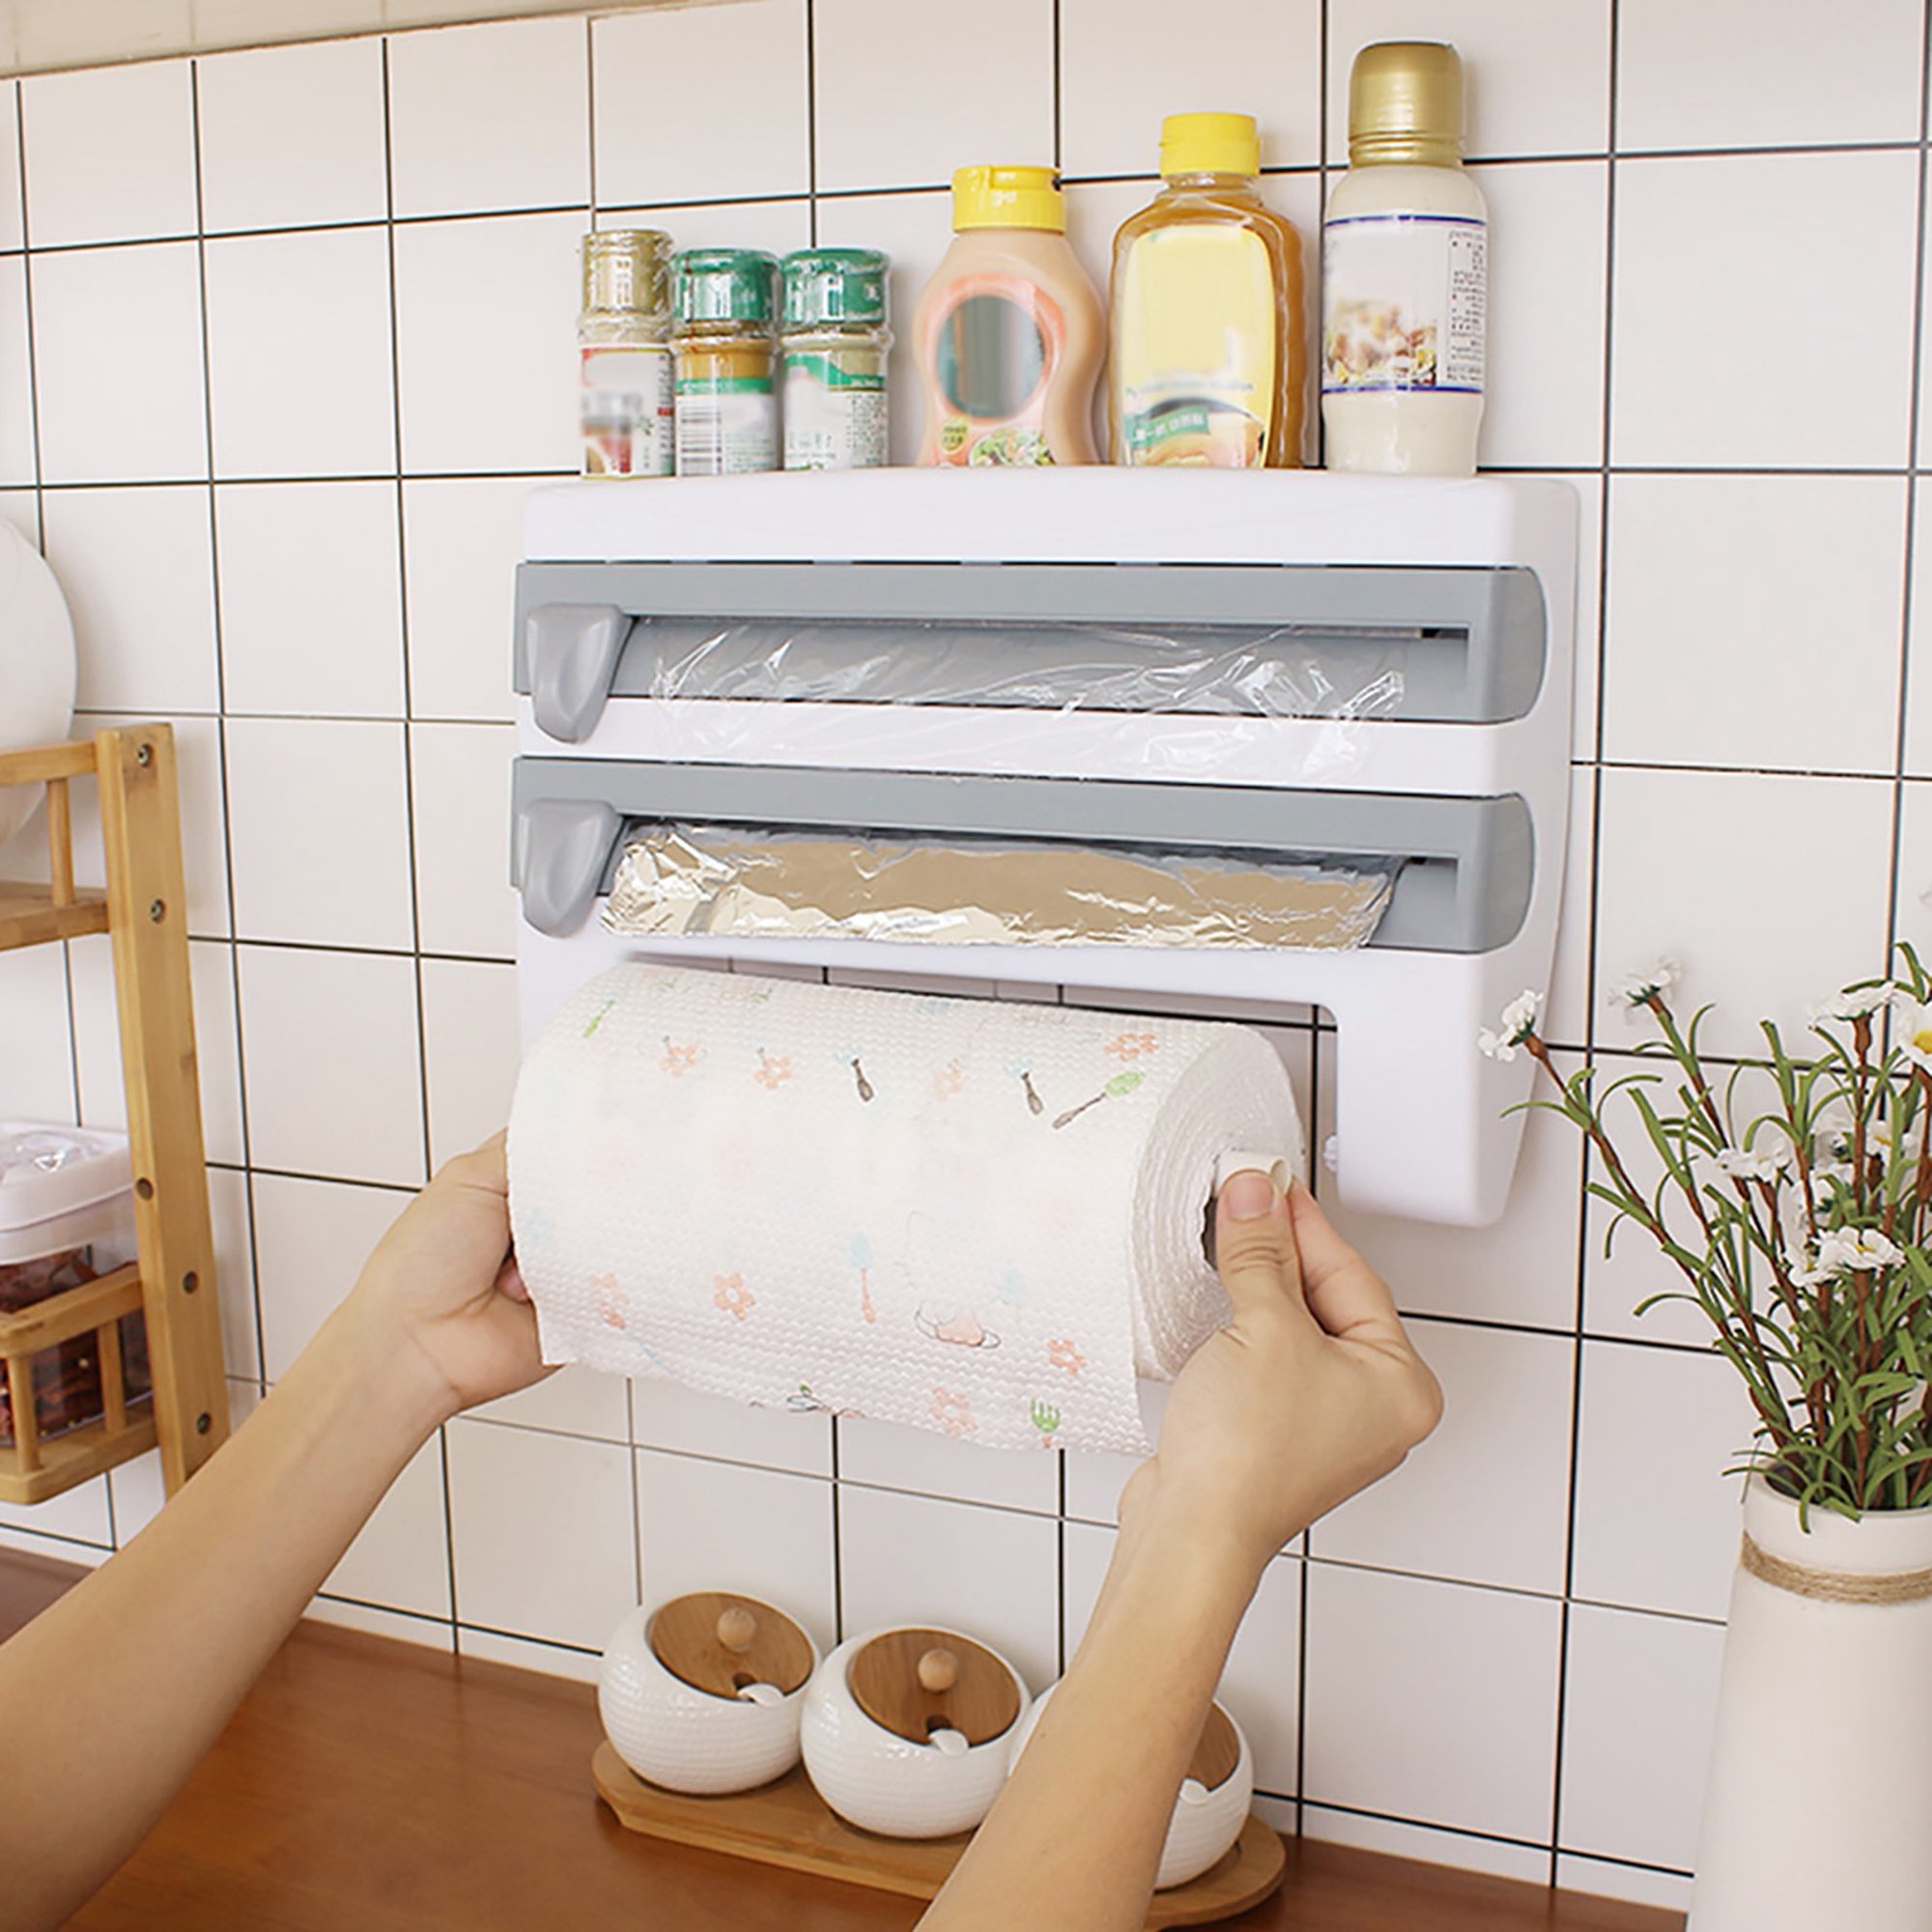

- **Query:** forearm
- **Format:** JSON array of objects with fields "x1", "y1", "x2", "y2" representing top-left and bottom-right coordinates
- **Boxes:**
[
  {"x1": 0, "y1": 1292, "x2": 446, "y2": 1932},
  {"x1": 921, "y1": 1512, "x2": 1260, "y2": 1932}
]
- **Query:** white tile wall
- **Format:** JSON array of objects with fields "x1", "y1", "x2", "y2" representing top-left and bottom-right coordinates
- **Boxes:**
[{"x1": 3, "y1": 1, "x2": 1926, "y2": 1910}]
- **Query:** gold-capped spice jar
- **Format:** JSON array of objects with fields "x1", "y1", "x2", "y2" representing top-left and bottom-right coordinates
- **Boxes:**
[
  {"x1": 781, "y1": 248, "x2": 892, "y2": 470},
  {"x1": 671, "y1": 248, "x2": 780, "y2": 476},
  {"x1": 578, "y1": 229, "x2": 673, "y2": 478}
]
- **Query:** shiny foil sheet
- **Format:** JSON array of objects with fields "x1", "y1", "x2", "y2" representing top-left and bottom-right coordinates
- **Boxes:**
[{"x1": 602, "y1": 824, "x2": 1400, "y2": 952}]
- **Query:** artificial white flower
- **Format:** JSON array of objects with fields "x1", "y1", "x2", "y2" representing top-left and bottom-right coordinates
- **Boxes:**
[
  {"x1": 1716, "y1": 1141, "x2": 1791, "y2": 1184},
  {"x1": 1816, "y1": 1226, "x2": 1904, "y2": 1273},
  {"x1": 1871, "y1": 1112, "x2": 1928, "y2": 1164},
  {"x1": 1605, "y1": 957, "x2": 1681, "y2": 1012},
  {"x1": 1809, "y1": 982, "x2": 1893, "y2": 1025},
  {"x1": 1808, "y1": 1160, "x2": 1855, "y2": 1205},
  {"x1": 1476, "y1": 988, "x2": 1543, "y2": 1063},
  {"x1": 1785, "y1": 1246, "x2": 1833, "y2": 1290},
  {"x1": 1896, "y1": 999, "x2": 1932, "y2": 1073}
]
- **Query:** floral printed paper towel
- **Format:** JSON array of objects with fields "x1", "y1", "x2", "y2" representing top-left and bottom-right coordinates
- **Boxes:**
[{"x1": 506, "y1": 964, "x2": 1302, "y2": 1456}]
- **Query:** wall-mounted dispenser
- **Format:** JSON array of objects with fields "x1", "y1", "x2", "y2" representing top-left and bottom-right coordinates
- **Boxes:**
[{"x1": 510, "y1": 469, "x2": 1577, "y2": 1226}]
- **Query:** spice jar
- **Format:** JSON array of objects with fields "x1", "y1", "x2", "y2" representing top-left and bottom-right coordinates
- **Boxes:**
[
  {"x1": 672, "y1": 248, "x2": 780, "y2": 476},
  {"x1": 781, "y1": 248, "x2": 892, "y2": 470},
  {"x1": 579, "y1": 229, "x2": 674, "y2": 478}
]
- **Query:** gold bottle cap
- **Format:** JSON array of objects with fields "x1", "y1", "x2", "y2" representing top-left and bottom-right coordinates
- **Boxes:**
[
  {"x1": 1347, "y1": 42, "x2": 1464, "y2": 167},
  {"x1": 582, "y1": 228, "x2": 672, "y2": 318}
]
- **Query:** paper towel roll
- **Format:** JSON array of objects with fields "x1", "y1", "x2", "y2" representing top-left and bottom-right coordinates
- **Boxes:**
[{"x1": 507, "y1": 965, "x2": 1302, "y2": 1456}]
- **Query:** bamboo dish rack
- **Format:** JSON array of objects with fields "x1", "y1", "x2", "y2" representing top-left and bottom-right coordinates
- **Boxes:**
[{"x1": 0, "y1": 726, "x2": 227, "y2": 1504}]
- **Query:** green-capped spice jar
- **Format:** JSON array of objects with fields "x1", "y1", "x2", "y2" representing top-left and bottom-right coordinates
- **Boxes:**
[
  {"x1": 781, "y1": 248, "x2": 892, "y2": 471},
  {"x1": 579, "y1": 229, "x2": 673, "y2": 477},
  {"x1": 671, "y1": 248, "x2": 780, "y2": 476}
]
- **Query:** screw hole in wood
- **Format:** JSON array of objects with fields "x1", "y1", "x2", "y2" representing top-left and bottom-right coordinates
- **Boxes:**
[
  {"x1": 135, "y1": 1179, "x2": 154, "y2": 1200},
  {"x1": 181, "y1": 1271, "x2": 198, "y2": 1294},
  {"x1": 148, "y1": 898, "x2": 165, "y2": 923},
  {"x1": 195, "y1": 1412, "x2": 211, "y2": 1435}
]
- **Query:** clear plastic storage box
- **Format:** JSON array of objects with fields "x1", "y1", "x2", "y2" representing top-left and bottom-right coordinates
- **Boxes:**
[{"x1": 0, "y1": 1123, "x2": 148, "y2": 1449}]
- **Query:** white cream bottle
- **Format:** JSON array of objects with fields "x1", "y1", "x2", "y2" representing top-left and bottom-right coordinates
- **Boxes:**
[{"x1": 1321, "y1": 43, "x2": 1486, "y2": 475}]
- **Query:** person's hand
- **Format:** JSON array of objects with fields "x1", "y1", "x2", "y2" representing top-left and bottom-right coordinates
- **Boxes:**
[
  {"x1": 1121, "y1": 1169, "x2": 1442, "y2": 1584},
  {"x1": 342, "y1": 1132, "x2": 554, "y2": 1422}
]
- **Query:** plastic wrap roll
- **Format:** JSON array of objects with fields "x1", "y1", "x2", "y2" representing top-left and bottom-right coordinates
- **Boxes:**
[{"x1": 507, "y1": 964, "x2": 1302, "y2": 1456}]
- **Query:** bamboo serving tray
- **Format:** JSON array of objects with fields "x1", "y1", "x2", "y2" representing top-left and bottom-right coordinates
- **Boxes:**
[{"x1": 593, "y1": 1743, "x2": 1288, "y2": 1926}]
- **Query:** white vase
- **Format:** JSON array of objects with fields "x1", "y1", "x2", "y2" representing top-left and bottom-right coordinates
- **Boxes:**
[{"x1": 1690, "y1": 1475, "x2": 1932, "y2": 1930}]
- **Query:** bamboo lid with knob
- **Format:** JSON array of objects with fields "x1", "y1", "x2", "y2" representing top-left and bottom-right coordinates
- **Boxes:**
[
  {"x1": 647, "y1": 1591, "x2": 815, "y2": 1699},
  {"x1": 847, "y1": 1627, "x2": 1022, "y2": 1747}
]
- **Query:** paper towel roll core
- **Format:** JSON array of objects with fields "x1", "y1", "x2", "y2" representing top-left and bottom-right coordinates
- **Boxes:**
[{"x1": 507, "y1": 965, "x2": 1303, "y2": 1456}]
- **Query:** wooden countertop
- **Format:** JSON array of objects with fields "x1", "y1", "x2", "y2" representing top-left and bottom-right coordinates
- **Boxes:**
[{"x1": 0, "y1": 1549, "x2": 1684, "y2": 1932}]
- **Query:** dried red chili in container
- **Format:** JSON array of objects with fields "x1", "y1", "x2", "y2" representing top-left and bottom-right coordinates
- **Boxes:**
[{"x1": 0, "y1": 1124, "x2": 144, "y2": 1447}]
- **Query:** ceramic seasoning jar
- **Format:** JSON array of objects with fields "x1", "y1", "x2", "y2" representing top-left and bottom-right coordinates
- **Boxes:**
[
  {"x1": 599, "y1": 1591, "x2": 819, "y2": 1795},
  {"x1": 1321, "y1": 42, "x2": 1488, "y2": 475},
  {"x1": 1008, "y1": 1684, "x2": 1254, "y2": 1889},
  {"x1": 801, "y1": 1627, "x2": 1029, "y2": 1836},
  {"x1": 671, "y1": 248, "x2": 781, "y2": 476},
  {"x1": 578, "y1": 229, "x2": 674, "y2": 478},
  {"x1": 910, "y1": 166, "x2": 1103, "y2": 467},
  {"x1": 781, "y1": 249, "x2": 892, "y2": 471}
]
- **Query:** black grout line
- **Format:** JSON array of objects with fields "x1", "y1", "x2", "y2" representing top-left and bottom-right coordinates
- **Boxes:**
[
  {"x1": 1294, "y1": 895, "x2": 1321, "y2": 1834},
  {"x1": 33, "y1": 461, "x2": 1932, "y2": 486},
  {"x1": 804, "y1": 0, "x2": 818, "y2": 249},
  {"x1": 1054, "y1": 1448, "x2": 1066, "y2": 1678},
  {"x1": 1049, "y1": 0, "x2": 1062, "y2": 175},
  {"x1": 186, "y1": 53, "x2": 270, "y2": 1389},
  {"x1": 829, "y1": 1414, "x2": 844, "y2": 1644},
  {"x1": 1884, "y1": 0, "x2": 1932, "y2": 984},
  {"x1": 376, "y1": 158, "x2": 437, "y2": 1185},
  {"x1": 581, "y1": 13, "x2": 596, "y2": 224},
  {"x1": 313, "y1": 1589, "x2": 456, "y2": 1634},
  {"x1": 455, "y1": 1619, "x2": 600, "y2": 1659},
  {"x1": 13, "y1": 66, "x2": 85, "y2": 1135},
  {"x1": 1552, "y1": 0, "x2": 1622, "y2": 1878}
]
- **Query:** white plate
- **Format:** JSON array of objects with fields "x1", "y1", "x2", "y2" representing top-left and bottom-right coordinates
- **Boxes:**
[{"x1": 0, "y1": 523, "x2": 76, "y2": 842}]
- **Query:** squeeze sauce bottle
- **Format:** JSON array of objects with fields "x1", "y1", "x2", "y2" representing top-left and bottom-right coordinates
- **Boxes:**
[
  {"x1": 1108, "y1": 113, "x2": 1307, "y2": 468},
  {"x1": 911, "y1": 166, "x2": 1104, "y2": 467},
  {"x1": 1321, "y1": 43, "x2": 1488, "y2": 475}
]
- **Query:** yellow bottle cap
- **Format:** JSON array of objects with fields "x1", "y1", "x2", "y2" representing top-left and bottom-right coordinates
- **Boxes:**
[
  {"x1": 1159, "y1": 112, "x2": 1261, "y2": 179},
  {"x1": 1348, "y1": 42, "x2": 1465, "y2": 166},
  {"x1": 952, "y1": 164, "x2": 1065, "y2": 233}
]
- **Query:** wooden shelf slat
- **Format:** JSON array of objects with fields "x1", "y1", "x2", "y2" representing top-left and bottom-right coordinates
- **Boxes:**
[
  {"x1": 0, "y1": 740, "x2": 99, "y2": 788},
  {"x1": 0, "y1": 881, "x2": 110, "y2": 952},
  {"x1": 0, "y1": 1408, "x2": 156, "y2": 1505},
  {"x1": 0, "y1": 1264, "x2": 144, "y2": 1354}
]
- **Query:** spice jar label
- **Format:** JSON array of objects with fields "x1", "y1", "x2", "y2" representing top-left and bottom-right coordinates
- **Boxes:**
[
  {"x1": 581, "y1": 345, "x2": 674, "y2": 476},
  {"x1": 1321, "y1": 213, "x2": 1486, "y2": 396},
  {"x1": 783, "y1": 352, "x2": 888, "y2": 470},
  {"x1": 675, "y1": 372, "x2": 779, "y2": 475}
]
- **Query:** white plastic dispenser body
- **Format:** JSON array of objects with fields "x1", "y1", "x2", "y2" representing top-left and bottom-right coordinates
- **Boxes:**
[{"x1": 508, "y1": 467, "x2": 1577, "y2": 1226}]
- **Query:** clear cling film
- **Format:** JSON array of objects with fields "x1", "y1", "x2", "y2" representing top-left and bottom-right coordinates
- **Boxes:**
[
  {"x1": 601, "y1": 823, "x2": 1400, "y2": 952},
  {"x1": 624, "y1": 617, "x2": 1408, "y2": 723}
]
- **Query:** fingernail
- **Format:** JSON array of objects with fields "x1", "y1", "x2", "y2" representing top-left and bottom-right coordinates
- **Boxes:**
[{"x1": 1222, "y1": 1170, "x2": 1278, "y2": 1220}]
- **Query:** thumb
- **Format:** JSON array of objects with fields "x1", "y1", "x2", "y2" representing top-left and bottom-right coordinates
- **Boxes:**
[{"x1": 1211, "y1": 1167, "x2": 1315, "y2": 1326}]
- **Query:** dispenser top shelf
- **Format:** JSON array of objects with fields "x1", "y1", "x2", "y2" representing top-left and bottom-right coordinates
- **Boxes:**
[{"x1": 523, "y1": 469, "x2": 1577, "y2": 575}]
